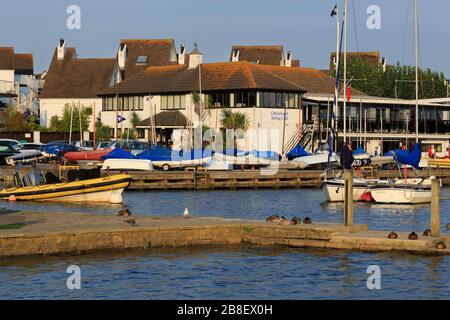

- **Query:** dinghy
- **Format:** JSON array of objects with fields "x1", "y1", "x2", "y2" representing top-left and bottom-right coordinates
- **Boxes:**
[{"x1": 0, "y1": 172, "x2": 131, "y2": 203}]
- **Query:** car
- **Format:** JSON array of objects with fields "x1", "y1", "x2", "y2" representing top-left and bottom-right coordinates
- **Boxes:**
[
  {"x1": 96, "y1": 141, "x2": 111, "y2": 150},
  {"x1": 0, "y1": 139, "x2": 21, "y2": 150},
  {"x1": 73, "y1": 140, "x2": 95, "y2": 151},
  {"x1": 0, "y1": 142, "x2": 20, "y2": 165},
  {"x1": 16, "y1": 143, "x2": 45, "y2": 152}
]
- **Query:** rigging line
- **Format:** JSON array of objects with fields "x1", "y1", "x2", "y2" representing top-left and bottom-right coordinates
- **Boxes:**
[
  {"x1": 350, "y1": 0, "x2": 359, "y2": 52},
  {"x1": 401, "y1": 0, "x2": 412, "y2": 65}
]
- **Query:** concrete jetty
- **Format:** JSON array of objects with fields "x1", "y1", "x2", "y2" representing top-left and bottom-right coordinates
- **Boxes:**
[{"x1": 0, "y1": 211, "x2": 448, "y2": 257}]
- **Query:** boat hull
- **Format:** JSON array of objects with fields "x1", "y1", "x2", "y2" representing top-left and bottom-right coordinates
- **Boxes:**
[
  {"x1": 370, "y1": 186, "x2": 431, "y2": 204},
  {"x1": 322, "y1": 181, "x2": 372, "y2": 202},
  {"x1": 64, "y1": 149, "x2": 111, "y2": 163},
  {"x1": 0, "y1": 174, "x2": 131, "y2": 203}
]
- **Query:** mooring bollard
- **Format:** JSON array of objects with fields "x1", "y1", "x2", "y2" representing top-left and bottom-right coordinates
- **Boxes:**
[
  {"x1": 344, "y1": 170, "x2": 353, "y2": 226},
  {"x1": 431, "y1": 178, "x2": 440, "y2": 237}
]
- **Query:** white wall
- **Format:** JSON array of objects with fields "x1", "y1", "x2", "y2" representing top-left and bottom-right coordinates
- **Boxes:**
[
  {"x1": 0, "y1": 70, "x2": 14, "y2": 94},
  {"x1": 39, "y1": 98, "x2": 101, "y2": 131}
]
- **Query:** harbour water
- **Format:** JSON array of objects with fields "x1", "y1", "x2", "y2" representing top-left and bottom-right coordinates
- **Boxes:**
[{"x1": 0, "y1": 188, "x2": 449, "y2": 299}]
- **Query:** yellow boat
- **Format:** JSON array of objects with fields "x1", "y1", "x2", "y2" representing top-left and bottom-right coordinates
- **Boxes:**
[
  {"x1": 428, "y1": 158, "x2": 450, "y2": 168},
  {"x1": 0, "y1": 174, "x2": 132, "y2": 203}
]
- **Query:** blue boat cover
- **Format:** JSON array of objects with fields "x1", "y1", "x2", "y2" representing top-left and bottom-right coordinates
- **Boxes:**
[
  {"x1": 249, "y1": 150, "x2": 280, "y2": 161},
  {"x1": 287, "y1": 144, "x2": 310, "y2": 160},
  {"x1": 394, "y1": 143, "x2": 421, "y2": 169},
  {"x1": 353, "y1": 147, "x2": 366, "y2": 155},
  {"x1": 101, "y1": 148, "x2": 137, "y2": 160},
  {"x1": 44, "y1": 143, "x2": 79, "y2": 157}
]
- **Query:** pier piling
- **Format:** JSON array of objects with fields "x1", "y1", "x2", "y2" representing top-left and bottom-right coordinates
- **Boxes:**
[
  {"x1": 344, "y1": 170, "x2": 353, "y2": 226},
  {"x1": 431, "y1": 178, "x2": 440, "y2": 237}
]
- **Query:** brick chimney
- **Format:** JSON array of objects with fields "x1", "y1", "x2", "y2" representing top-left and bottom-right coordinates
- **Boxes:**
[
  {"x1": 118, "y1": 43, "x2": 127, "y2": 71},
  {"x1": 57, "y1": 38, "x2": 66, "y2": 60}
]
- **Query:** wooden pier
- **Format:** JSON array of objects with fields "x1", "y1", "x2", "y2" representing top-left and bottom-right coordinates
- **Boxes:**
[{"x1": 3, "y1": 165, "x2": 450, "y2": 191}]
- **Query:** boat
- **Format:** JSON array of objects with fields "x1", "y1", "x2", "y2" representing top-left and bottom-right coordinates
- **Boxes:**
[
  {"x1": 0, "y1": 172, "x2": 131, "y2": 203},
  {"x1": 428, "y1": 158, "x2": 450, "y2": 168},
  {"x1": 322, "y1": 176, "x2": 379, "y2": 202},
  {"x1": 370, "y1": 178, "x2": 432, "y2": 204},
  {"x1": 102, "y1": 158, "x2": 154, "y2": 171},
  {"x1": 292, "y1": 152, "x2": 339, "y2": 169},
  {"x1": 64, "y1": 148, "x2": 111, "y2": 163}
]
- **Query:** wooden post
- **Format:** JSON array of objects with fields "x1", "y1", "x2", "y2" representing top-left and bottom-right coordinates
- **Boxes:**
[
  {"x1": 344, "y1": 170, "x2": 353, "y2": 226},
  {"x1": 431, "y1": 178, "x2": 440, "y2": 237}
]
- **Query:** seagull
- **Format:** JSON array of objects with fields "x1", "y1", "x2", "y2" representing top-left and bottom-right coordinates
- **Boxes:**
[
  {"x1": 124, "y1": 218, "x2": 136, "y2": 226},
  {"x1": 117, "y1": 209, "x2": 131, "y2": 217},
  {"x1": 183, "y1": 208, "x2": 190, "y2": 219}
]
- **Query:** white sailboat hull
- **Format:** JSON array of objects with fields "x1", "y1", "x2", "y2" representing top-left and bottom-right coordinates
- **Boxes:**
[{"x1": 322, "y1": 179, "x2": 373, "y2": 202}]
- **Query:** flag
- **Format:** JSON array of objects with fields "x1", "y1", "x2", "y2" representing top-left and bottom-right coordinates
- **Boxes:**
[
  {"x1": 346, "y1": 85, "x2": 352, "y2": 102},
  {"x1": 331, "y1": 4, "x2": 338, "y2": 17},
  {"x1": 117, "y1": 115, "x2": 126, "y2": 123}
]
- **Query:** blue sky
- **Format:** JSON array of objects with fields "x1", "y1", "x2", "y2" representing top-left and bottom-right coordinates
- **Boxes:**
[{"x1": 1, "y1": 0, "x2": 449, "y2": 76}]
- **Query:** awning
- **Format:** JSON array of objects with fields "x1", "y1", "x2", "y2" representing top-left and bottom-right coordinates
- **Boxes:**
[{"x1": 136, "y1": 110, "x2": 188, "y2": 128}]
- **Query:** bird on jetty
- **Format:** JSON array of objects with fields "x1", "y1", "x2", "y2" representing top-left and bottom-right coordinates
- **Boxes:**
[
  {"x1": 183, "y1": 208, "x2": 190, "y2": 219},
  {"x1": 124, "y1": 218, "x2": 137, "y2": 226},
  {"x1": 446, "y1": 223, "x2": 450, "y2": 230},
  {"x1": 278, "y1": 217, "x2": 291, "y2": 226},
  {"x1": 388, "y1": 231, "x2": 398, "y2": 239},
  {"x1": 303, "y1": 217, "x2": 312, "y2": 224},
  {"x1": 422, "y1": 229, "x2": 431, "y2": 236},
  {"x1": 408, "y1": 232, "x2": 418, "y2": 240},
  {"x1": 435, "y1": 241, "x2": 446, "y2": 250},
  {"x1": 266, "y1": 215, "x2": 281, "y2": 223},
  {"x1": 117, "y1": 209, "x2": 131, "y2": 217},
  {"x1": 291, "y1": 217, "x2": 301, "y2": 225}
]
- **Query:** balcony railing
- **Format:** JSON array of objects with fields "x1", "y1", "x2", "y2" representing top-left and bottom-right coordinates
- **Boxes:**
[{"x1": 325, "y1": 118, "x2": 450, "y2": 135}]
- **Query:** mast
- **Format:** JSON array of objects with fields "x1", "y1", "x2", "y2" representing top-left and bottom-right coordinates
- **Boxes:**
[
  {"x1": 335, "y1": 3, "x2": 340, "y2": 121},
  {"x1": 343, "y1": 0, "x2": 348, "y2": 144},
  {"x1": 414, "y1": 0, "x2": 419, "y2": 142}
]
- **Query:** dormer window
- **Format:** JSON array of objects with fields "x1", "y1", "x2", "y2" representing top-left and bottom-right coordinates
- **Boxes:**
[{"x1": 136, "y1": 55, "x2": 148, "y2": 65}]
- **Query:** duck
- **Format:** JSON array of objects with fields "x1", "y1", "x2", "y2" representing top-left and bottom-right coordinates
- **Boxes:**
[
  {"x1": 291, "y1": 217, "x2": 302, "y2": 225},
  {"x1": 266, "y1": 215, "x2": 281, "y2": 223},
  {"x1": 408, "y1": 232, "x2": 418, "y2": 240},
  {"x1": 303, "y1": 217, "x2": 312, "y2": 224},
  {"x1": 422, "y1": 229, "x2": 431, "y2": 236},
  {"x1": 435, "y1": 241, "x2": 446, "y2": 250},
  {"x1": 446, "y1": 223, "x2": 450, "y2": 230},
  {"x1": 117, "y1": 209, "x2": 131, "y2": 217},
  {"x1": 387, "y1": 231, "x2": 398, "y2": 239},
  {"x1": 124, "y1": 218, "x2": 137, "y2": 226},
  {"x1": 278, "y1": 218, "x2": 291, "y2": 226}
]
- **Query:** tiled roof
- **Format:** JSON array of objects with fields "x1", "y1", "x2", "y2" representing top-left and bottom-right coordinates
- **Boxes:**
[
  {"x1": 230, "y1": 45, "x2": 284, "y2": 65},
  {"x1": 14, "y1": 53, "x2": 33, "y2": 74},
  {"x1": 119, "y1": 39, "x2": 177, "y2": 79},
  {"x1": 40, "y1": 48, "x2": 115, "y2": 98},
  {"x1": 99, "y1": 62, "x2": 308, "y2": 96},
  {"x1": 329, "y1": 51, "x2": 380, "y2": 69},
  {"x1": 255, "y1": 65, "x2": 365, "y2": 95},
  {"x1": 0, "y1": 47, "x2": 33, "y2": 73},
  {"x1": 137, "y1": 110, "x2": 187, "y2": 127},
  {"x1": 0, "y1": 47, "x2": 14, "y2": 69}
]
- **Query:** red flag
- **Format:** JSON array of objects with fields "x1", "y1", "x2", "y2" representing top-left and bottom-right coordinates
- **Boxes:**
[{"x1": 346, "y1": 85, "x2": 352, "y2": 102}]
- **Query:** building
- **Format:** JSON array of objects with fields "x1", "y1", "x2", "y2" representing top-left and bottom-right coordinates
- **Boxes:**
[
  {"x1": 0, "y1": 46, "x2": 40, "y2": 114},
  {"x1": 230, "y1": 45, "x2": 300, "y2": 67}
]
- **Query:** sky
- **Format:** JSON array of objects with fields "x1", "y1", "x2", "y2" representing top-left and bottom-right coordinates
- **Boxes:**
[{"x1": 1, "y1": 0, "x2": 449, "y2": 77}]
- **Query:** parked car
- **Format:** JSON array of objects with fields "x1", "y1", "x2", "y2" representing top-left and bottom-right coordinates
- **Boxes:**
[
  {"x1": 0, "y1": 139, "x2": 21, "y2": 150},
  {"x1": 96, "y1": 141, "x2": 111, "y2": 150},
  {"x1": 0, "y1": 142, "x2": 20, "y2": 165},
  {"x1": 16, "y1": 143, "x2": 45, "y2": 152},
  {"x1": 73, "y1": 140, "x2": 95, "y2": 151}
]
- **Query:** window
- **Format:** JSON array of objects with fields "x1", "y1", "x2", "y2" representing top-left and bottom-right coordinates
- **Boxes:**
[
  {"x1": 136, "y1": 55, "x2": 148, "y2": 65},
  {"x1": 234, "y1": 92, "x2": 257, "y2": 107},
  {"x1": 161, "y1": 95, "x2": 187, "y2": 110},
  {"x1": 209, "y1": 93, "x2": 230, "y2": 108}
]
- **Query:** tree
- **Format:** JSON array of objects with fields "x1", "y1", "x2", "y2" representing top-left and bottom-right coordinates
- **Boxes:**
[
  {"x1": 220, "y1": 108, "x2": 250, "y2": 149},
  {"x1": 49, "y1": 103, "x2": 90, "y2": 133},
  {"x1": 95, "y1": 119, "x2": 112, "y2": 141},
  {"x1": 0, "y1": 106, "x2": 38, "y2": 132},
  {"x1": 333, "y1": 56, "x2": 448, "y2": 99}
]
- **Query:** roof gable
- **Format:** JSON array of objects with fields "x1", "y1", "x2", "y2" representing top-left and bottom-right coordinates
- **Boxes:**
[
  {"x1": 40, "y1": 48, "x2": 115, "y2": 98},
  {"x1": 119, "y1": 39, "x2": 177, "y2": 79},
  {"x1": 230, "y1": 45, "x2": 284, "y2": 65}
]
